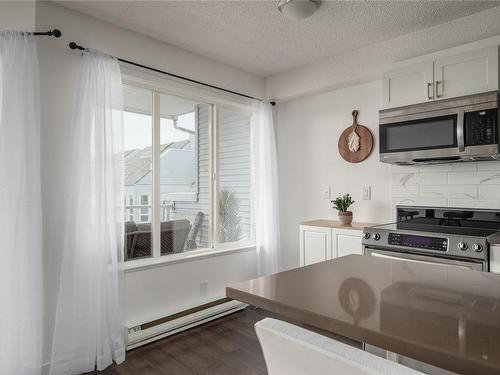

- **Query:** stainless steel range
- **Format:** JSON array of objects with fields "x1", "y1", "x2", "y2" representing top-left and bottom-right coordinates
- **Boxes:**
[
  {"x1": 362, "y1": 206, "x2": 500, "y2": 272},
  {"x1": 363, "y1": 206, "x2": 500, "y2": 374}
]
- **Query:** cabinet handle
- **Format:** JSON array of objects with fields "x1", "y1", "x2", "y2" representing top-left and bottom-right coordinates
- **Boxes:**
[
  {"x1": 427, "y1": 82, "x2": 433, "y2": 100},
  {"x1": 457, "y1": 110, "x2": 465, "y2": 152},
  {"x1": 436, "y1": 80, "x2": 442, "y2": 98}
]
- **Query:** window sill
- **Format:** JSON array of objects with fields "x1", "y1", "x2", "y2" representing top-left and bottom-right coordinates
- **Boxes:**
[{"x1": 124, "y1": 241, "x2": 256, "y2": 273}]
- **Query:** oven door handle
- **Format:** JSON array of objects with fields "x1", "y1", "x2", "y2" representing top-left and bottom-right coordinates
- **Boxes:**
[
  {"x1": 370, "y1": 252, "x2": 453, "y2": 267},
  {"x1": 368, "y1": 251, "x2": 481, "y2": 270},
  {"x1": 457, "y1": 109, "x2": 465, "y2": 152}
]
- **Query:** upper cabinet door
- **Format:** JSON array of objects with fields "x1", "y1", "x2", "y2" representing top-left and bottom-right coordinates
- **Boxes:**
[
  {"x1": 434, "y1": 47, "x2": 498, "y2": 101},
  {"x1": 382, "y1": 61, "x2": 434, "y2": 109}
]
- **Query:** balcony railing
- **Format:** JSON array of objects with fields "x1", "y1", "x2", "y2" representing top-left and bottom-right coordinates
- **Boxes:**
[{"x1": 124, "y1": 204, "x2": 173, "y2": 223}]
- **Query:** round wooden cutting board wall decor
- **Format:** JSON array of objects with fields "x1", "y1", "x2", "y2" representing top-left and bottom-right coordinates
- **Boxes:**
[{"x1": 338, "y1": 110, "x2": 374, "y2": 163}]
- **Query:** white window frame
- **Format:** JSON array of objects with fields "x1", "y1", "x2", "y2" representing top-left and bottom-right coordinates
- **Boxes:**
[
  {"x1": 122, "y1": 69, "x2": 256, "y2": 266},
  {"x1": 139, "y1": 194, "x2": 150, "y2": 223}
]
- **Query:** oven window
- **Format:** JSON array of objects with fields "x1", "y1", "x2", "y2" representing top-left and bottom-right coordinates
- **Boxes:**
[{"x1": 380, "y1": 115, "x2": 457, "y2": 153}]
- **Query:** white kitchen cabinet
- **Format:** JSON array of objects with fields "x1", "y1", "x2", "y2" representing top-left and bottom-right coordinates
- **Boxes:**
[
  {"x1": 434, "y1": 47, "x2": 498, "y2": 101},
  {"x1": 382, "y1": 62, "x2": 434, "y2": 108},
  {"x1": 299, "y1": 225, "x2": 332, "y2": 266},
  {"x1": 299, "y1": 221, "x2": 369, "y2": 267},
  {"x1": 490, "y1": 245, "x2": 500, "y2": 275},
  {"x1": 336, "y1": 233, "x2": 363, "y2": 258},
  {"x1": 382, "y1": 46, "x2": 499, "y2": 109}
]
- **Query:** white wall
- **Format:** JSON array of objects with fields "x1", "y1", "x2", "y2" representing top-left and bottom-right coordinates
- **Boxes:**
[
  {"x1": 124, "y1": 248, "x2": 256, "y2": 327},
  {"x1": 35, "y1": 1, "x2": 262, "y2": 366},
  {"x1": 267, "y1": 6, "x2": 500, "y2": 101},
  {"x1": 0, "y1": 1, "x2": 35, "y2": 31},
  {"x1": 277, "y1": 80, "x2": 392, "y2": 270}
]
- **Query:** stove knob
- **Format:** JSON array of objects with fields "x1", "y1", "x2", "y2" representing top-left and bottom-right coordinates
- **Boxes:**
[
  {"x1": 472, "y1": 244, "x2": 483, "y2": 253},
  {"x1": 458, "y1": 242, "x2": 468, "y2": 251},
  {"x1": 363, "y1": 232, "x2": 370, "y2": 239},
  {"x1": 373, "y1": 233, "x2": 381, "y2": 241}
]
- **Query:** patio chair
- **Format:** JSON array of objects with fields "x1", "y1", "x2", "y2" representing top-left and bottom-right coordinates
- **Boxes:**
[
  {"x1": 160, "y1": 219, "x2": 191, "y2": 255},
  {"x1": 184, "y1": 211, "x2": 204, "y2": 250},
  {"x1": 127, "y1": 219, "x2": 192, "y2": 259}
]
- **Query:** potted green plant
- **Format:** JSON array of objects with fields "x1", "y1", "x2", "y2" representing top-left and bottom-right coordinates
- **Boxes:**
[
  {"x1": 218, "y1": 188, "x2": 241, "y2": 242},
  {"x1": 332, "y1": 193, "x2": 355, "y2": 226}
]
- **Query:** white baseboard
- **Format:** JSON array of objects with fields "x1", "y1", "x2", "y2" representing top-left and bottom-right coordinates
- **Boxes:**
[
  {"x1": 41, "y1": 300, "x2": 246, "y2": 373},
  {"x1": 127, "y1": 299, "x2": 247, "y2": 349}
]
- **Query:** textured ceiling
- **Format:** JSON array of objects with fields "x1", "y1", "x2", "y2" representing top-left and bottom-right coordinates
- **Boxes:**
[{"x1": 55, "y1": 0, "x2": 500, "y2": 77}]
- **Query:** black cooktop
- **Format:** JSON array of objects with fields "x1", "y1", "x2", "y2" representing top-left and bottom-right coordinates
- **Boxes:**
[
  {"x1": 388, "y1": 206, "x2": 500, "y2": 238},
  {"x1": 375, "y1": 222, "x2": 498, "y2": 237}
]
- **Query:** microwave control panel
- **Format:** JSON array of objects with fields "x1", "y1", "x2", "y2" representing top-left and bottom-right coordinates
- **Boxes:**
[{"x1": 465, "y1": 108, "x2": 497, "y2": 146}]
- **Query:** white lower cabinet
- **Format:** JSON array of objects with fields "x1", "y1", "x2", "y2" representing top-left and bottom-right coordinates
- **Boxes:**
[
  {"x1": 490, "y1": 245, "x2": 500, "y2": 275},
  {"x1": 300, "y1": 223, "x2": 364, "y2": 266},
  {"x1": 299, "y1": 225, "x2": 332, "y2": 266},
  {"x1": 336, "y1": 233, "x2": 363, "y2": 258}
]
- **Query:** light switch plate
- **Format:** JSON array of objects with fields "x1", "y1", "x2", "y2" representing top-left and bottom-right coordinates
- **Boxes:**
[
  {"x1": 363, "y1": 186, "x2": 371, "y2": 200},
  {"x1": 323, "y1": 186, "x2": 331, "y2": 199},
  {"x1": 200, "y1": 282, "x2": 208, "y2": 296}
]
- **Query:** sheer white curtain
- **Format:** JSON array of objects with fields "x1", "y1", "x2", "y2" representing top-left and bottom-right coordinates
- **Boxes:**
[
  {"x1": 0, "y1": 31, "x2": 42, "y2": 375},
  {"x1": 251, "y1": 102, "x2": 280, "y2": 276},
  {"x1": 50, "y1": 50, "x2": 125, "y2": 375}
]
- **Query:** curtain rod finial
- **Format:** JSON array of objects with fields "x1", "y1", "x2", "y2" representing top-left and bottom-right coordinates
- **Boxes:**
[
  {"x1": 270, "y1": 101, "x2": 276, "y2": 106},
  {"x1": 69, "y1": 42, "x2": 84, "y2": 51},
  {"x1": 52, "y1": 29, "x2": 62, "y2": 38}
]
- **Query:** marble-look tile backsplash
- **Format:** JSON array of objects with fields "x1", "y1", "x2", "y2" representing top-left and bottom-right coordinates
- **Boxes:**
[{"x1": 391, "y1": 161, "x2": 500, "y2": 210}]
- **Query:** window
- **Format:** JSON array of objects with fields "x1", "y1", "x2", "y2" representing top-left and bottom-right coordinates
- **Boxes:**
[
  {"x1": 123, "y1": 82, "x2": 253, "y2": 261},
  {"x1": 158, "y1": 92, "x2": 210, "y2": 254},
  {"x1": 124, "y1": 85, "x2": 153, "y2": 259}
]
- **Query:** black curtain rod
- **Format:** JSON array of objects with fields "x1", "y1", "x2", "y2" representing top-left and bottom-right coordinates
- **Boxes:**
[
  {"x1": 33, "y1": 29, "x2": 62, "y2": 38},
  {"x1": 69, "y1": 41, "x2": 275, "y2": 105}
]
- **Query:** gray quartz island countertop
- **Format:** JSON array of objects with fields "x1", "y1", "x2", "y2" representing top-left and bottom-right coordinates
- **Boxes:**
[{"x1": 227, "y1": 255, "x2": 500, "y2": 375}]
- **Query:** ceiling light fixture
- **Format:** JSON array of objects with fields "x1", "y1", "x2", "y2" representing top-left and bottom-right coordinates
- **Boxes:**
[{"x1": 278, "y1": 0, "x2": 321, "y2": 20}]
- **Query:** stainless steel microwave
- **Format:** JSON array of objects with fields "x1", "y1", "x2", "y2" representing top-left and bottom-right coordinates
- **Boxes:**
[{"x1": 379, "y1": 91, "x2": 499, "y2": 165}]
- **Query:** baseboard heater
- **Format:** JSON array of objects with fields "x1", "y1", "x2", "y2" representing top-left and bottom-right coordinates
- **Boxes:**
[{"x1": 126, "y1": 298, "x2": 247, "y2": 350}]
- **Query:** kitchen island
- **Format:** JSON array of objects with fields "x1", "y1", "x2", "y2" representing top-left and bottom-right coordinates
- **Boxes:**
[{"x1": 226, "y1": 255, "x2": 500, "y2": 375}]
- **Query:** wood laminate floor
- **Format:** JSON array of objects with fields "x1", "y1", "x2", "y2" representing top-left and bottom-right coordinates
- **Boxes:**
[{"x1": 86, "y1": 307, "x2": 269, "y2": 375}]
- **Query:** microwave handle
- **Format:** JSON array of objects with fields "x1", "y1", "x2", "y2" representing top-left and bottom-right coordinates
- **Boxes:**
[{"x1": 457, "y1": 110, "x2": 465, "y2": 152}]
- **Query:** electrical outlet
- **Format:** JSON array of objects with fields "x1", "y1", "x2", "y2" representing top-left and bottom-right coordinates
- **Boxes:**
[
  {"x1": 323, "y1": 186, "x2": 331, "y2": 199},
  {"x1": 363, "y1": 186, "x2": 371, "y2": 200},
  {"x1": 200, "y1": 282, "x2": 208, "y2": 296}
]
